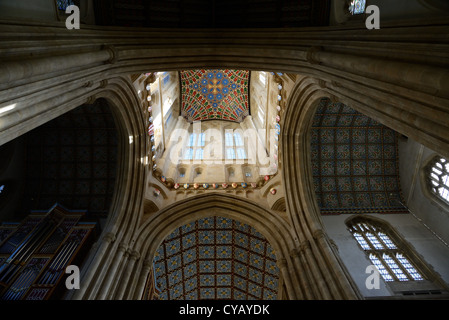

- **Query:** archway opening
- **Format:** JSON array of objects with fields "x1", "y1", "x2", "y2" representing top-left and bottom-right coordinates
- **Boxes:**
[
  {"x1": 0, "y1": 98, "x2": 120, "y2": 300},
  {"x1": 143, "y1": 215, "x2": 280, "y2": 300}
]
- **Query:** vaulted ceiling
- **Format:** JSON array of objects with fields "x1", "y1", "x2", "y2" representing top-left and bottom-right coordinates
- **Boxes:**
[
  {"x1": 153, "y1": 216, "x2": 279, "y2": 300},
  {"x1": 311, "y1": 98, "x2": 408, "y2": 215},
  {"x1": 180, "y1": 70, "x2": 249, "y2": 123}
]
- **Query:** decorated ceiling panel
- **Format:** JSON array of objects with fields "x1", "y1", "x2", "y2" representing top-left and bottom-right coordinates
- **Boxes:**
[
  {"x1": 180, "y1": 70, "x2": 249, "y2": 122},
  {"x1": 311, "y1": 98, "x2": 408, "y2": 215},
  {"x1": 152, "y1": 216, "x2": 279, "y2": 300}
]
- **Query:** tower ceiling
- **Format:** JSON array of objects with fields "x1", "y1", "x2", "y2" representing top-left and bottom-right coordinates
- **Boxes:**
[{"x1": 180, "y1": 70, "x2": 249, "y2": 123}]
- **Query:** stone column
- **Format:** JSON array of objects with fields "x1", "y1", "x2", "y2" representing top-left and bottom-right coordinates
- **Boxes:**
[
  {"x1": 114, "y1": 250, "x2": 141, "y2": 300},
  {"x1": 300, "y1": 240, "x2": 332, "y2": 299},
  {"x1": 107, "y1": 248, "x2": 131, "y2": 300},
  {"x1": 133, "y1": 259, "x2": 154, "y2": 300},
  {"x1": 276, "y1": 258, "x2": 297, "y2": 300},
  {"x1": 290, "y1": 248, "x2": 313, "y2": 299},
  {"x1": 313, "y1": 229, "x2": 360, "y2": 299},
  {"x1": 72, "y1": 231, "x2": 116, "y2": 300},
  {"x1": 96, "y1": 242, "x2": 128, "y2": 300}
]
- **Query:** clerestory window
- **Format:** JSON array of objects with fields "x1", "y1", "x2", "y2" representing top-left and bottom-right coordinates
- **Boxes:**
[
  {"x1": 184, "y1": 133, "x2": 205, "y2": 160},
  {"x1": 347, "y1": 217, "x2": 424, "y2": 283},
  {"x1": 225, "y1": 132, "x2": 247, "y2": 160},
  {"x1": 427, "y1": 156, "x2": 449, "y2": 204}
]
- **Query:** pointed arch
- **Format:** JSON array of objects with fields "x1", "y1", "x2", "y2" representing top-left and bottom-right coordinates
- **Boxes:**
[
  {"x1": 345, "y1": 215, "x2": 449, "y2": 294},
  {"x1": 128, "y1": 192, "x2": 302, "y2": 300}
]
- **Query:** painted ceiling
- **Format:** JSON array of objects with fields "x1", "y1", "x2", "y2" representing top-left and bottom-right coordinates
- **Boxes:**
[
  {"x1": 180, "y1": 70, "x2": 249, "y2": 123},
  {"x1": 153, "y1": 216, "x2": 279, "y2": 300},
  {"x1": 311, "y1": 98, "x2": 408, "y2": 215}
]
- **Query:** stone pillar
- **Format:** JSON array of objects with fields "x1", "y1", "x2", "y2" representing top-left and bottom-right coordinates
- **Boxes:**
[
  {"x1": 96, "y1": 242, "x2": 128, "y2": 300},
  {"x1": 72, "y1": 231, "x2": 116, "y2": 300},
  {"x1": 114, "y1": 250, "x2": 141, "y2": 300},
  {"x1": 133, "y1": 259, "x2": 154, "y2": 300},
  {"x1": 300, "y1": 240, "x2": 332, "y2": 299},
  {"x1": 107, "y1": 248, "x2": 131, "y2": 300},
  {"x1": 276, "y1": 258, "x2": 297, "y2": 300},
  {"x1": 313, "y1": 229, "x2": 360, "y2": 299},
  {"x1": 290, "y1": 248, "x2": 313, "y2": 299}
]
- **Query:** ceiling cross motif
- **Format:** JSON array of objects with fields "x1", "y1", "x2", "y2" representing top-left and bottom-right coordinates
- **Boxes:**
[{"x1": 180, "y1": 70, "x2": 249, "y2": 123}]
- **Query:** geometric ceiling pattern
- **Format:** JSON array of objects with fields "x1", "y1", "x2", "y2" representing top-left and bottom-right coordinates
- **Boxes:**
[
  {"x1": 152, "y1": 216, "x2": 279, "y2": 300},
  {"x1": 19, "y1": 98, "x2": 118, "y2": 220},
  {"x1": 180, "y1": 70, "x2": 249, "y2": 122},
  {"x1": 311, "y1": 98, "x2": 408, "y2": 215}
]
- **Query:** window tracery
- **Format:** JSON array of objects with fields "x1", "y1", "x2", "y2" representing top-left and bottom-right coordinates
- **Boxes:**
[{"x1": 347, "y1": 217, "x2": 425, "y2": 283}]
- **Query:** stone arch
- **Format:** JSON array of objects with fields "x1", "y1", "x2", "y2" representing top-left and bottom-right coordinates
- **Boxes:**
[
  {"x1": 281, "y1": 70, "x2": 449, "y2": 300},
  {"x1": 344, "y1": 214, "x2": 449, "y2": 293},
  {"x1": 128, "y1": 192, "x2": 302, "y2": 300},
  {"x1": 272, "y1": 197, "x2": 287, "y2": 212},
  {"x1": 67, "y1": 76, "x2": 148, "y2": 300},
  {"x1": 281, "y1": 76, "x2": 363, "y2": 300},
  {"x1": 1, "y1": 21, "x2": 448, "y2": 300}
]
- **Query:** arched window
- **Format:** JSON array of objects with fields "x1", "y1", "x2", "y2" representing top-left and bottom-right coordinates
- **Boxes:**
[
  {"x1": 349, "y1": 0, "x2": 366, "y2": 15},
  {"x1": 226, "y1": 148, "x2": 235, "y2": 160},
  {"x1": 198, "y1": 133, "x2": 206, "y2": 147},
  {"x1": 347, "y1": 217, "x2": 424, "y2": 283},
  {"x1": 426, "y1": 156, "x2": 449, "y2": 204},
  {"x1": 236, "y1": 148, "x2": 246, "y2": 160},
  {"x1": 195, "y1": 149, "x2": 204, "y2": 160},
  {"x1": 225, "y1": 132, "x2": 234, "y2": 147},
  {"x1": 56, "y1": 0, "x2": 74, "y2": 11},
  {"x1": 184, "y1": 132, "x2": 205, "y2": 161},
  {"x1": 234, "y1": 132, "x2": 244, "y2": 147},
  {"x1": 184, "y1": 148, "x2": 194, "y2": 160},
  {"x1": 187, "y1": 133, "x2": 196, "y2": 147},
  {"x1": 224, "y1": 131, "x2": 247, "y2": 160}
]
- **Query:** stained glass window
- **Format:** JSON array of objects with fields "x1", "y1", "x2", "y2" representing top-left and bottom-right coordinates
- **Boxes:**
[
  {"x1": 348, "y1": 218, "x2": 424, "y2": 283},
  {"x1": 56, "y1": 0, "x2": 74, "y2": 11},
  {"x1": 349, "y1": 0, "x2": 366, "y2": 15},
  {"x1": 428, "y1": 157, "x2": 449, "y2": 203}
]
